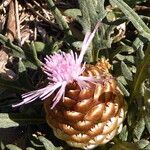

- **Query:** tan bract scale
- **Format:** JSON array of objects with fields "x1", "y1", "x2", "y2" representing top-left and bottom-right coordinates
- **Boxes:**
[{"x1": 44, "y1": 59, "x2": 127, "y2": 150}]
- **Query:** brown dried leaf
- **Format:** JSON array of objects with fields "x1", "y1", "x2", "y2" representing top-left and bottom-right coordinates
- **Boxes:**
[
  {"x1": 6, "y1": 0, "x2": 16, "y2": 41},
  {"x1": 0, "y1": 48, "x2": 16, "y2": 81}
]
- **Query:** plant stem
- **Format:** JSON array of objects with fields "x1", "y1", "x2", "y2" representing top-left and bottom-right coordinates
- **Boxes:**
[{"x1": 46, "y1": 0, "x2": 72, "y2": 36}]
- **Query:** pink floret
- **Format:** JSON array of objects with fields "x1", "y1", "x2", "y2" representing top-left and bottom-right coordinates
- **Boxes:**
[{"x1": 12, "y1": 22, "x2": 101, "y2": 108}]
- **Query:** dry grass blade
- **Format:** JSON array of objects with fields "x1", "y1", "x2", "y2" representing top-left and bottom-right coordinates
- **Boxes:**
[
  {"x1": 0, "y1": 0, "x2": 12, "y2": 9},
  {"x1": 24, "y1": 0, "x2": 56, "y2": 26},
  {"x1": 15, "y1": 0, "x2": 21, "y2": 45}
]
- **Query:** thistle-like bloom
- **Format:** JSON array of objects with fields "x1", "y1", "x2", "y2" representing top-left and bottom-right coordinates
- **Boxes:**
[{"x1": 12, "y1": 22, "x2": 100, "y2": 109}]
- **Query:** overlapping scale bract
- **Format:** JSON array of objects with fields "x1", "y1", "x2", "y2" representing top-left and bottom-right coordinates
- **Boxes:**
[{"x1": 44, "y1": 59, "x2": 126, "y2": 150}]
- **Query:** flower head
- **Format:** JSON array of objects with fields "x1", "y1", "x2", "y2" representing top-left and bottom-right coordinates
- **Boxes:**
[{"x1": 12, "y1": 22, "x2": 100, "y2": 108}]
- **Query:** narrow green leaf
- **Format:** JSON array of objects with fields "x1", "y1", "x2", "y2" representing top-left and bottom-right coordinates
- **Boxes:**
[
  {"x1": 112, "y1": 141, "x2": 139, "y2": 150},
  {"x1": 143, "y1": 80, "x2": 150, "y2": 111},
  {"x1": 131, "y1": 43, "x2": 150, "y2": 99},
  {"x1": 18, "y1": 59, "x2": 33, "y2": 90},
  {"x1": 64, "y1": 9, "x2": 81, "y2": 19},
  {"x1": 119, "y1": 125, "x2": 128, "y2": 141},
  {"x1": 137, "y1": 139, "x2": 149, "y2": 149},
  {"x1": 38, "y1": 136, "x2": 62, "y2": 150},
  {"x1": 23, "y1": 42, "x2": 42, "y2": 69},
  {"x1": 110, "y1": 45, "x2": 134, "y2": 58},
  {"x1": 34, "y1": 42, "x2": 46, "y2": 53},
  {"x1": 117, "y1": 80, "x2": 130, "y2": 96},
  {"x1": 125, "y1": 56, "x2": 135, "y2": 64},
  {"x1": 0, "y1": 34, "x2": 25, "y2": 58},
  {"x1": 117, "y1": 76, "x2": 128, "y2": 86},
  {"x1": 26, "y1": 148, "x2": 35, "y2": 150},
  {"x1": 121, "y1": 61, "x2": 133, "y2": 81},
  {"x1": 116, "y1": 54, "x2": 125, "y2": 61},
  {"x1": 127, "y1": 102, "x2": 138, "y2": 126},
  {"x1": 133, "y1": 117, "x2": 145, "y2": 141},
  {"x1": 133, "y1": 37, "x2": 145, "y2": 61},
  {"x1": 0, "y1": 141, "x2": 5, "y2": 150},
  {"x1": 145, "y1": 143, "x2": 150, "y2": 150},
  {"x1": 30, "y1": 42, "x2": 43, "y2": 67},
  {"x1": 78, "y1": 0, "x2": 91, "y2": 32},
  {"x1": 110, "y1": 0, "x2": 150, "y2": 40},
  {"x1": 6, "y1": 144, "x2": 22, "y2": 150},
  {"x1": 96, "y1": 0, "x2": 106, "y2": 19},
  {"x1": 142, "y1": 80, "x2": 150, "y2": 133},
  {"x1": 46, "y1": 0, "x2": 72, "y2": 35},
  {"x1": 145, "y1": 114, "x2": 150, "y2": 134},
  {"x1": 22, "y1": 60, "x2": 38, "y2": 70}
]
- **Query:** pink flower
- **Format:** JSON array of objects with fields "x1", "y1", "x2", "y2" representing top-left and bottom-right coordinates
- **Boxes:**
[{"x1": 12, "y1": 22, "x2": 100, "y2": 108}]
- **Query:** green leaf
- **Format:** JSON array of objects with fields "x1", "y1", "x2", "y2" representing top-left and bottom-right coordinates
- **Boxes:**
[
  {"x1": 119, "y1": 125, "x2": 128, "y2": 141},
  {"x1": 22, "y1": 60, "x2": 38, "y2": 70},
  {"x1": 117, "y1": 76, "x2": 128, "y2": 86},
  {"x1": 110, "y1": 0, "x2": 150, "y2": 40},
  {"x1": 133, "y1": 117, "x2": 145, "y2": 141},
  {"x1": 26, "y1": 148, "x2": 35, "y2": 150},
  {"x1": 38, "y1": 136, "x2": 62, "y2": 150},
  {"x1": 0, "y1": 113, "x2": 45, "y2": 128},
  {"x1": 112, "y1": 141, "x2": 139, "y2": 150},
  {"x1": 34, "y1": 42, "x2": 47, "y2": 53},
  {"x1": 18, "y1": 59, "x2": 33, "y2": 90},
  {"x1": 110, "y1": 45, "x2": 134, "y2": 58},
  {"x1": 78, "y1": 0, "x2": 108, "y2": 62},
  {"x1": 143, "y1": 80, "x2": 150, "y2": 111},
  {"x1": 121, "y1": 61, "x2": 133, "y2": 81},
  {"x1": 0, "y1": 34, "x2": 25, "y2": 58},
  {"x1": 144, "y1": 143, "x2": 150, "y2": 150},
  {"x1": 127, "y1": 106, "x2": 138, "y2": 127},
  {"x1": 131, "y1": 43, "x2": 150, "y2": 99},
  {"x1": 142, "y1": 80, "x2": 150, "y2": 134},
  {"x1": 46, "y1": 0, "x2": 72, "y2": 35},
  {"x1": 33, "y1": 40, "x2": 58, "y2": 54},
  {"x1": 133, "y1": 37, "x2": 145, "y2": 61},
  {"x1": 125, "y1": 56, "x2": 135, "y2": 64},
  {"x1": 23, "y1": 42, "x2": 42, "y2": 68},
  {"x1": 6, "y1": 144, "x2": 22, "y2": 150},
  {"x1": 136, "y1": 139, "x2": 149, "y2": 149},
  {"x1": 116, "y1": 54, "x2": 125, "y2": 61},
  {"x1": 64, "y1": 9, "x2": 81, "y2": 19},
  {"x1": 117, "y1": 80, "x2": 130, "y2": 96},
  {"x1": 145, "y1": 113, "x2": 150, "y2": 134},
  {"x1": 0, "y1": 141, "x2": 5, "y2": 150}
]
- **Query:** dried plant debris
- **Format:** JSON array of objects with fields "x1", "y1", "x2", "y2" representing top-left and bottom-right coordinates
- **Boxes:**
[{"x1": 0, "y1": 48, "x2": 16, "y2": 80}]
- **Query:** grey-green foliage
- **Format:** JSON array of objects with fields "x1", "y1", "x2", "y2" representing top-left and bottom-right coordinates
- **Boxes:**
[
  {"x1": 110, "y1": 141, "x2": 139, "y2": 150},
  {"x1": 136, "y1": 139, "x2": 150, "y2": 149},
  {"x1": 38, "y1": 136, "x2": 62, "y2": 150},
  {"x1": 109, "y1": 0, "x2": 150, "y2": 97},
  {"x1": 1, "y1": 136, "x2": 62, "y2": 150},
  {"x1": 6, "y1": 144, "x2": 22, "y2": 150},
  {"x1": 131, "y1": 43, "x2": 150, "y2": 99},
  {"x1": 109, "y1": 0, "x2": 150, "y2": 147},
  {"x1": 143, "y1": 79, "x2": 150, "y2": 135},
  {"x1": 110, "y1": 0, "x2": 150, "y2": 40},
  {"x1": 74, "y1": 0, "x2": 114, "y2": 62},
  {"x1": 47, "y1": 0, "x2": 72, "y2": 35},
  {"x1": 119, "y1": 125, "x2": 128, "y2": 142},
  {"x1": 0, "y1": 113, "x2": 45, "y2": 128}
]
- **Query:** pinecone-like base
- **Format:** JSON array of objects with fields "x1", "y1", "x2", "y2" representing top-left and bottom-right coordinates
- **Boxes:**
[{"x1": 44, "y1": 59, "x2": 126, "y2": 150}]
